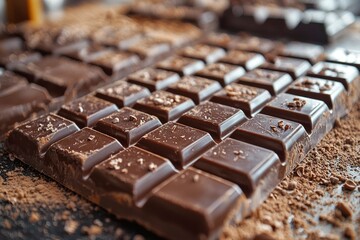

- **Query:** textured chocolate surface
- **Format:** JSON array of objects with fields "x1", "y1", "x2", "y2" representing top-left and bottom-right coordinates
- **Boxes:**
[
  {"x1": 166, "y1": 76, "x2": 222, "y2": 104},
  {"x1": 178, "y1": 101, "x2": 247, "y2": 140},
  {"x1": 134, "y1": 90, "x2": 195, "y2": 123},
  {"x1": 95, "y1": 80, "x2": 150, "y2": 108},
  {"x1": 278, "y1": 42, "x2": 324, "y2": 64},
  {"x1": 156, "y1": 56, "x2": 205, "y2": 76},
  {"x1": 127, "y1": 68, "x2": 180, "y2": 91},
  {"x1": 229, "y1": 34, "x2": 276, "y2": 54},
  {"x1": 236, "y1": 68, "x2": 292, "y2": 96},
  {"x1": 211, "y1": 83, "x2": 272, "y2": 117},
  {"x1": 327, "y1": 48, "x2": 360, "y2": 70},
  {"x1": 179, "y1": 44, "x2": 226, "y2": 64},
  {"x1": 137, "y1": 122, "x2": 216, "y2": 169},
  {"x1": 94, "y1": 107, "x2": 161, "y2": 147},
  {"x1": 0, "y1": 71, "x2": 28, "y2": 96},
  {"x1": 260, "y1": 56, "x2": 311, "y2": 79},
  {"x1": 219, "y1": 49, "x2": 265, "y2": 70},
  {"x1": 195, "y1": 63, "x2": 245, "y2": 86},
  {"x1": 58, "y1": 95, "x2": 118, "y2": 128}
]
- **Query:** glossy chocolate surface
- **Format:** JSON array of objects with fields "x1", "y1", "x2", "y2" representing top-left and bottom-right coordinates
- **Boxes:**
[
  {"x1": 278, "y1": 41, "x2": 324, "y2": 64},
  {"x1": 0, "y1": 71, "x2": 28, "y2": 96},
  {"x1": 95, "y1": 80, "x2": 150, "y2": 108},
  {"x1": 166, "y1": 76, "x2": 222, "y2": 104},
  {"x1": 260, "y1": 56, "x2": 311, "y2": 79},
  {"x1": 178, "y1": 101, "x2": 246, "y2": 140},
  {"x1": 62, "y1": 42, "x2": 111, "y2": 62},
  {"x1": 156, "y1": 56, "x2": 205, "y2": 76},
  {"x1": 127, "y1": 36, "x2": 171, "y2": 59},
  {"x1": 327, "y1": 48, "x2": 360, "y2": 70},
  {"x1": 92, "y1": 27, "x2": 144, "y2": 49},
  {"x1": 307, "y1": 62, "x2": 359, "y2": 91},
  {"x1": 211, "y1": 83, "x2": 272, "y2": 117},
  {"x1": 90, "y1": 146, "x2": 175, "y2": 203},
  {"x1": 94, "y1": 107, "x2": 161, "y2": 147},
  {"x1": 134, "y1": 90, "x2": 195, "y2": 123},
  {"x1": 6, "y1": 114, "x2": 79, "y2": 159},
  {"x1": 236, "y1": 68, "x2": 292, "y2": 96},
  {"x1": 0, "y1": 50, "x2": 41, "y2": 69},
  {"x1": 261, "y1": 93, "x2": 330, "y2": 133},
  {"x1": 195, "y1": 138, "x2": 282, "y2": 197},
  {"x1": 137, "y1": 122, "x2": 215, "y2": 169},
  {"x1": 229, "y1": 34, "x2": 276, "y2": 54},
  {"x1": 143, "y1": 167, "x2": 243, "y2": 238},
  {"x1": 218, "y1": 49, "x2": 265, "y2": 70},
  {"x1": 179, "y1": 44, "x2": 226, "y2": 64},
  {"x1": 231, "y1": 113, "x2": 309, "y2": 174},
  {"x1": 58, "y1": 95, "x2": 118, "y2": 128},
  {"x1": 195, "y1": 63, "x2": 245, "y2": 86},
  {"x1": 203, "y1": 33, "x2": 236, "y2": 49},
  {"x1": 127, "y1": 68, "x2": 180, "y2": 91}
]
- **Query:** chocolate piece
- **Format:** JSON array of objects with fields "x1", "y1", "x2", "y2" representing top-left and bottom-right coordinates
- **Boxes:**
[
  {"x1": 137, "y1": 122, "x2": 215, "y2": 169},
  {"x1": 127, "y1": 36, "x2": 171, "y2": 59},
  {"x1": 230, "y1": 113, "x2": 309, "y2": 174},
  {"x1": 203, "y1": 33, "x2": 236, "y2": 49},
  {"x1": 0, "y1": 50, "x2": 41, "y2": 69},
  {"x1": 90, "y1": 146, "x2": 176, "y2": 203},
  {"x1": 195, "y1": 63, "x2": 245, "y2": 86},
  {"x1": 278, "y1": 41, "x2": 324, "y2": 64},
  {"x1": 261, "y1": 93, "x2": 330, "y2": 145},
  {"x1": 95, "y1": 80, "x2": 150, "y2": 108},
  {"x1": 210, "y1": 83, "x2": 272, "y2": 117},
  {"x1": 166, "y1": 76, "x2": 222, "y2": 104},
  {"x1": 134, "y1": 90, "x2": 195, "y2": 123},
  {"x1": 195, "y1": 138, "x2": 282, "y2": 200},
  {"x1": 236, "y1": 69, "x2": 292, "y2": 96},
  {"x1": 229, "y1": 34, "x2": 276, "y2": 54},
  {"x1": 156, "y1": 56, "x2": 205, "y2": 76},
  {"x1": 45, "y1": 127, "x2": 123, "y2": 180},
  {"x1": 89, "y1": 50, "x2": 140, "y2": 76},
  {"x1": 178, "y1": 102, "x2": 247, "y2": 140},
  {"x1": 287, "y1": 76, "x2": 347, "y2": 118},
  {"x1": 0, "y1": 71, "x2": 28, "y2": 96},
  {"x1": 218, "y1": 50, "x2": 265, "y2": 71},
  {"x1": 260, "y1": 56, "x2": 311, "y2": 79},
  {"x1": 326, "y1": 48, "x2": 360, "y2": 70},
  {"x1": 58, "y1": 95, "x2": 118, "y2": 128},
  {"x1": 94, "y1": 107, "x2": 161, "y2": 147},
  {"x1": 62, "y1": 42, "x2": 112, "y2": 62},
  {"x1": 0, "y1": 37, "x2": 23, "y2": 53},
  {"x1": 307, "y1": 62, "x2": 359, "y2": 91},
  {"x1": 143, "y1": 168, "x2": 244, "y2": 240},
  {"x1": 127, "y1": 68, "x2": 180, "y2": 91},
  {"x1": 6, "y1": 114, "x2": 79, "y2": 164},
  {"x1": 92, "y1": 27, "x2": 144, "y2": 49},
  {"x1": 0, "y1": 84, "x2": 51, "y2": 135},
  {"x1": 179, "y1": 44, "x2": 226, "y2": 64}
]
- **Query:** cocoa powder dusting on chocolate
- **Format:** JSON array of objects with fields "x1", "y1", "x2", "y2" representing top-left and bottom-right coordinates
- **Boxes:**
[{"x1": 223, "y1": 103, "x2": 360, "y2": 240}]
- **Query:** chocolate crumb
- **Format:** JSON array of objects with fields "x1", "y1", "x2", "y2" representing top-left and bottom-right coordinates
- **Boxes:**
[
  {"x1": 193, "y1": 174, "x2": 199, "y2": 182},
  {"x1": 343, "y1": 179, "x2": 356, "y2": 191},
  {"x1": 148, "y1": 163, "x2": 157, "y2": 172},
  {"x1": 112, "y1": 117, "x2": 120, "y2": 124},
  {"x1": 336, "y1": 202, "x2": 353, "y2": 218},
  {"x1": 81, "y1": 225, "x2": 102, "y2": 236},
  {"x1": 29, "y1": 212, "x2": 40, "y2": 223},
  {"x1": 87, "y1": 135, "x2": 95, "y2": 141},
  {"x1": 344, "y1": 226, "x2": 356, "y2": 240},
  {"x1": 64, "y1": 219, "x2": 79, "y2": 235},
  {"x1": 129, "y1": 115, "x2": 137, "y2": 121}
]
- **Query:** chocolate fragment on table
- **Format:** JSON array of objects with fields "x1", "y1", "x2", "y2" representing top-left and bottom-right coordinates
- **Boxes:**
[
  {"x1": 261, "y1": 93, "x2": 330, "y2": 144},
  {"x1": 94, "y1": 107, "x2": 161, "y2": 147},
  {"x1": 210, "y1": 83, "x2": 271, "y2": 117},
  {"x1": 260, "y1": 56, "x2": 311, "y2": 79},
  {"x1": 45, "y1": 127, "x2": 123, "y2": 192},
  {"x1": 179, "y1": 44, "x2": 226, "y2": 64},
  {"x1": 218, "y1": 49, "x2": 265, "y2": 71},
  {"x1": 230, "y1": 113, "x2": 309, "y2": 175},
  {"x1": 89, "y1": 146, "x2": 176, "y2": 204},
  {"x1": 166, "y1": 76, "x2": 222, "y2": 104},
  {"x1": 326, "y1": 48, "x2": 360, "y2": 70},
  {"x1": 277, "y1": 41, "x2": 325, "y2": 64},
  {"x1": 137, "y1": 122, "x2": 215, "y2": 169},
  {"x1": 88, "y1": 50, "x2": 140, "y2": 77},
  {"x1": 178, "y1": 101, "x2": 247, "y2": 140},
  {"x1": 5, "y1": 113, "x2": 79, "y2": 166},
  {"x1": 142, "y1": 167, "x2": 246, "y2": 240},
  {"x1": 134, "y1": 90, "x2": 195, "y2": 123},
  {"x1": 95, "y1": 80, "x2": 150, "y2": 108},
  {"x1": 127, "y1": 68, "x2": 180, "y2": 92},
  {"x1": 287, "y1": 76, "x2": 348, "y2": 118},
  {"x1": 58, "y1": 95, "x2": 118, "y2": 128},
  {"x1": 0, "y1": 71, "x2": 28, "y2": 96},
  {"x1": 195, "y1": 63, "x2": 245, "y2": 86},
  {"x1": 156, "y1": 56, "x2": 205, "y2": 76},
  {"x1": 0, "y1": 84, "x2": 51, "y2": 136},
  {"x1": 236, "y1": 69, "x2": 292, "y2": 96},
  {"x1": 195, "y1": 138, "x2": 282, "y2": 204}
]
